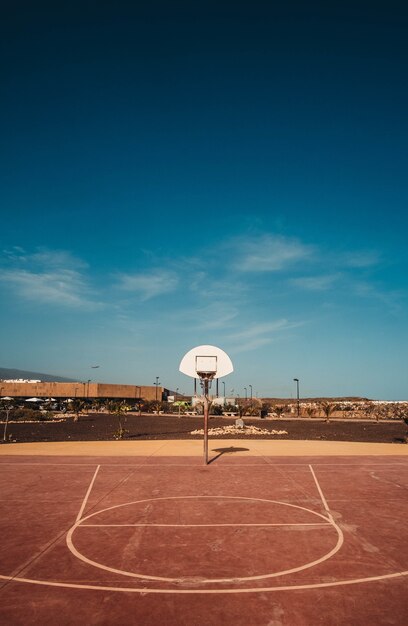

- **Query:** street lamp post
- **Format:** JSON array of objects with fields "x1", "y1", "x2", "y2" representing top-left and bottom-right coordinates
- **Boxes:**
[
  {"x1": 154, "y1": 377, "x2": 160, "y2": 403},
  {"x1": 244, "y1": 387, "x2": 247, "y2": 400},
  {"x1": 86, "y1": 379, "x2": 91, "y2": 414},
  {"x1": 293, "y1": 378, "x2": 300, "y2": 416},
  {"x1": 249, "y1": 385, "x2": 253, "y2": 401},
  {"x1": 222, "y1": 381, "x2": 226, "y2": 405}
]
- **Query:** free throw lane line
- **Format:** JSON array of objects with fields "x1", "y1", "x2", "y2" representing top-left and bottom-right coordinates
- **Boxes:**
[
  {"x1": 309, "y1": 464, "x2": 334, "y2": 523},
  {"x1": 76, "y1": 465, "x2": 100, "y2": 523}
]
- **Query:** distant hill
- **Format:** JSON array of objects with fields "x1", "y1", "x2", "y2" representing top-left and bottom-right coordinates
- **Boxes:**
[{"x1": 0, "y1": 367, "x2": 76, "y2": 383}]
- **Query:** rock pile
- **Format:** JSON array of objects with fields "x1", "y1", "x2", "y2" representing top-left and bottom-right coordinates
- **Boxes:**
[{"x1": 190, "y1": 425, "x2": 288, "y2": 436}]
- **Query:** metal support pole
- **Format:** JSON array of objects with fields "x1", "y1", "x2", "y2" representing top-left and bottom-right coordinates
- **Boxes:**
[
  {"x1": 293, "y1": 378, "x2": 300, "y2": 416},
  {"x1": 203, "y1": 379, "x2": 209, "y2": 465}
]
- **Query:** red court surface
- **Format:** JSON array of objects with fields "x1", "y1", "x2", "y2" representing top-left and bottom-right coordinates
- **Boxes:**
[{"x1": 0, "y1": 453, "x2": 408, "y2": 625}]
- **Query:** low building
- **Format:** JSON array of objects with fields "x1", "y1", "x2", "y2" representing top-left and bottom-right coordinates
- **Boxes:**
[{"x1": 0, "y1": 381, "x2": 167, "y2": 402}]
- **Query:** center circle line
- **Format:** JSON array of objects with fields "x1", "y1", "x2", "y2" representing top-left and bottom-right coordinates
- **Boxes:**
[{"x1": 66, "y1": 495, "x2": 343, "y2": 585}]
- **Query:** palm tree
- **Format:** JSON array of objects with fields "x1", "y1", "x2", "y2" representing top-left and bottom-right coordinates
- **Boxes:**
[
  {"x1": 320, "y1": 401, "x2": 338, "y2": 423},
  {"x1": 91, "y1": 398, "x2": 103, "y2": 413},
  {"x1": 236, "y1": 398, "x2": 250, "y2": 418},
  {"x1": 274, "y1": 405, "x2": 285, "y2": 419},
  {"x1": 305, "y1": 406, "x2": 315, "y2": 419},
  {"x1": 108, "y1": 400, "x2": 129, "y2": 439},
  {"x1": 1, "y1": 399, "x2": 14, "y2": 442},
  {"x1": 70, "y1": 399, "x2": 85, "y2": 422}
]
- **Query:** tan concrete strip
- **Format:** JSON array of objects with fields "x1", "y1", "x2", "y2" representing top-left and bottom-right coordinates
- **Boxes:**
[{"x1": 0, "y1": 440, "x2": 407, "y2": 456}]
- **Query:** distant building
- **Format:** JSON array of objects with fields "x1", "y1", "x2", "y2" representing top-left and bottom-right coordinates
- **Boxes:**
[
  {"x1": 192, "y1": 396, "x2": 236, "y2": 407},
  {"x1": 0, "y1": 381, "x2": 168, "y2": 402},
  {"x1": 2, "y1": 379, "x2": 41, "y2": 383}
]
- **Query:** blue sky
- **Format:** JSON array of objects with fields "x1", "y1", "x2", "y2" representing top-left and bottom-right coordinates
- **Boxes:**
[{"x1": 1, "y1": 1, "x2": 407, "y2": 399}]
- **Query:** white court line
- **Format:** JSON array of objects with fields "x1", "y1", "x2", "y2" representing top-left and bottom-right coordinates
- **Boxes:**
[
  {"x1": 2, "y1": 466, "x2": 407, "y2": 594},
  {"x1": 80, "y1": 522, "x2": 331, "y2": 528},
  {"x1": 0, "y1": 457, "x2": 406, "y2": 470},
  {"x1": 309, "y1": 465, "x2": 334, "y2": 523},
  {"x1": 76, "y1": 465, "x2": 100, "y2": 523},
  {"x1": 1, "y1": 569, "x2": 408, "y2": 594},
  {"x1": 66, "y1": 495, "x2": 342, "y2": 584}
]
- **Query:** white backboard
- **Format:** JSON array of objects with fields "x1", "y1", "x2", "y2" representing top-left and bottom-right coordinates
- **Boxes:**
[
  {"x1": 179, "y1": 345, "x2": 233, "y2": 380},
  {"x1": 196, "y1": 355, "x2": 217, "y2": 375}
]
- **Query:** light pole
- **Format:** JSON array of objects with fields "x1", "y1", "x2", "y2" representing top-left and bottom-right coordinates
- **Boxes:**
[
  {"x1": 244, "y1": 387, "x2": 247, "y2": 400},
  {"x1": 293, "y1": 378, "x2": 300, "y2": 416},
  {"x1": 222, "y1": 381, "x2": 226, "y2": 404},
  {"x1": 154, "y1": 377, "x2": 160, "y2": 402},
  {"x1": 249, "y1": 384, "x2": 253, "y2": 401},
  {"x1": 86, "y1": 379, "x2": 91, "y2": 414}
]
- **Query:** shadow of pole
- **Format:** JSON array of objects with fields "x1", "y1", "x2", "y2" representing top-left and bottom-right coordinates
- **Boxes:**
[{"x1": 208, "y1": 446, "x2": 250, "y2": 465}]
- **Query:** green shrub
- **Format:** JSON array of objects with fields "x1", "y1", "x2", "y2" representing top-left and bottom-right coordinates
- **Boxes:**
[{"x1": 210, "y1": 404, "x2": 223, "y2": 416}]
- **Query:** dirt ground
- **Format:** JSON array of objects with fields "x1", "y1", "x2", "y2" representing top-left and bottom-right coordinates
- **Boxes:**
[{"x1": 2, "y1": 413, "x2": 407, "y2": 445}]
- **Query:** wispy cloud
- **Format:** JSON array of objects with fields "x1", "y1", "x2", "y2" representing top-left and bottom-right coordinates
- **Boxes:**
[
  {"x1": 0, "y1": 247, "x2": 97, "y2": 308},
  {"x1": 0, "y1": 268, "x2": 96, "y2": 308},
  {"x1": 116, "y1": 270, "x2": 179, "y2": 300},
  {"x1": 3, "y1": 246, "x2": 88, "y2": 269},
  {"x1": 230, "y1": 234, "x2": 314, "y2": 272},
  {"x1": 191, "y1": 303, "x2": 239, "y2": 330},
  {"x1": 352, "y1": 280, "x2": 404, "y2": 313},
  {"x1": 342, "y1": 250, "x2": 380, "y2": 268},
  {"x1": 189, "y1": 271, "x2": 249, "y2": 302},
  {"x1": 228, "y1": 319, "x2": 303, "y2": 352},
  {"x1": 231, "y1": 336, "x2": 275, "y2": 353},
  {"x1": 290, "y1": 273, "x2": 341, "y2": 291}
]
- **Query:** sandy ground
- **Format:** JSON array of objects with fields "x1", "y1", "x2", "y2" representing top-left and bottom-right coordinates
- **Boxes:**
[{"x1": 2, "y1": 439, "x2": 408, "y2": 456}]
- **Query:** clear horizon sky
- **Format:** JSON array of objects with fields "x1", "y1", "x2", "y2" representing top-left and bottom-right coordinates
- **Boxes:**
[{"x1": 1, "y1": 1, "x2": 407, "y2": 400}]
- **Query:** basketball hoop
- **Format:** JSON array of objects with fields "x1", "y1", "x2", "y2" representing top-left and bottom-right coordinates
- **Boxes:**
[{"x1": 179, "y1": 345, "x2": 233, "y2": 465}]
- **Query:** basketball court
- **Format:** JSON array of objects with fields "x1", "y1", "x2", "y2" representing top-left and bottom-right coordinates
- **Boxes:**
[{"x1": 0, "y1": 440, "x2": 407, "y2": 625}]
